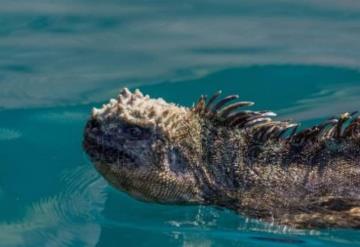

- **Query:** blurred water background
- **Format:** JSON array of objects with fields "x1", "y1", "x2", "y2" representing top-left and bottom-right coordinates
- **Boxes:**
[{"x1": 1, "y1": 0, "x2": 360, "y2": 246}]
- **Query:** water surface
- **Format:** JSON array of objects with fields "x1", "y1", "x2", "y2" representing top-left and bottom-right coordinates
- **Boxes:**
[{"x1": 1, "y1": 1, "x2": 360, "y2": 246}]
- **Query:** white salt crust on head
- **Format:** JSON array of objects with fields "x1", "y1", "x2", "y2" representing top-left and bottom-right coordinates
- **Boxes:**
[{"x1": 91, "y1": 88, "x2": 189, "y2": 137}]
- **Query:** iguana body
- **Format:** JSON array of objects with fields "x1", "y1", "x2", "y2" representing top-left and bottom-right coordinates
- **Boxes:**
[{"x1": 83, "y1": 88, "x2": 360, "y2": 229}]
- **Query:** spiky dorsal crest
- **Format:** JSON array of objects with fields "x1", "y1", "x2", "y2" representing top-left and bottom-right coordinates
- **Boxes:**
[{"x1": 192, "y1": 90, "x2": 360, "y2": 145}]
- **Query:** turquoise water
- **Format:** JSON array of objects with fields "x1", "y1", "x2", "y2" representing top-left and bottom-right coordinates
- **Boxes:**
[{"x1": 1, "y1": 1, "x2": 360, "y2": 246}]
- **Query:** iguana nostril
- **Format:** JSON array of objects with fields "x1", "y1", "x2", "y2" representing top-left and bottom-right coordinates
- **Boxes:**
[{"x1": 89, "y1": 119, "x2": 101, "y2": 129}]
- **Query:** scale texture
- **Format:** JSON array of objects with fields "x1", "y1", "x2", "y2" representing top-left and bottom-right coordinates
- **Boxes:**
[{"x1": 83, "y1": 88, "x2": 360, "y2": 229}]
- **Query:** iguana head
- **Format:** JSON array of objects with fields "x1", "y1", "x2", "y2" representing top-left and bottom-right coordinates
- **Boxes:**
[{"x1": 83, "y1": 88, "x2": 204, "y2": 204}]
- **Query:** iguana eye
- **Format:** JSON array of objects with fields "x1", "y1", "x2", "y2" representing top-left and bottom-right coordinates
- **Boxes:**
[
  {"x1": 128, "y1": 127, "x2": 142, "y2": 137},
  {"x1": 122, "y1": 124, "x2": 151, "y2": 140}
]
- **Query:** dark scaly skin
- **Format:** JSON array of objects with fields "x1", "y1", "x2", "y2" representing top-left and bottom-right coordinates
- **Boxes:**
[{"x1": 83, "y1": 88, "x2": 360, "y2": 229}]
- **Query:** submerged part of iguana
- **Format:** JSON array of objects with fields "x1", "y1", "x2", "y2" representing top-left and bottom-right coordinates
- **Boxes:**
[{"x1": 83, "y1": 88, "x2": 360, "y2": 229}]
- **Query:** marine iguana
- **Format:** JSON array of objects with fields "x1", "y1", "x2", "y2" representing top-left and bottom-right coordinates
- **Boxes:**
[{"x1": 83, "y1": 88, "x2": 360, "y2": 229}]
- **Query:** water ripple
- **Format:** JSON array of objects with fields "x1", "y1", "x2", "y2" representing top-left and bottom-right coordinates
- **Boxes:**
[
  {"x1": 0, "y1": 166, "x2": 107, "y2": 247},
  {"x1": 279, "y1": 84, "x2": 360, "y2": 121},
  {"x1": 0, "y1": 128, "x2": 22, "y2": 141},
  {"x1": 1, "y1": 0, "x2": 360, "y2": 108},
  {"x1": 32, "y1": 111, "x2": 88, "y2": 123}
]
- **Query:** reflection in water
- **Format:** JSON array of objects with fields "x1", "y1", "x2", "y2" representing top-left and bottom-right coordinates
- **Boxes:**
[{"x1": 0, "y1": 166, "x2": 107, "y2": 247}]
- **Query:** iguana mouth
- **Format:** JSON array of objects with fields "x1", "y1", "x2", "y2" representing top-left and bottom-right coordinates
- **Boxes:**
[{"x1": 83, "y1": 119, "x2": 137, "y2": 165}]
